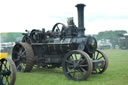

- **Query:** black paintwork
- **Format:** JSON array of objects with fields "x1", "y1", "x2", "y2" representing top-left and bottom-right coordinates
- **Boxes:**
[{"x1": 20, "y1": 4, "x2": 97, "y2": 67}]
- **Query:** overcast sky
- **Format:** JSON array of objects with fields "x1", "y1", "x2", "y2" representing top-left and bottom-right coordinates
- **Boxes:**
[{"x1": 0, "y1": 0, "x2": 128, "y2": 34}]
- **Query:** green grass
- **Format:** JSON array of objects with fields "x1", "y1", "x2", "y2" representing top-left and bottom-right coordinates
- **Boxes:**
[{"x1": 15, "y1": 49, "x2": 128, "y2": 85}]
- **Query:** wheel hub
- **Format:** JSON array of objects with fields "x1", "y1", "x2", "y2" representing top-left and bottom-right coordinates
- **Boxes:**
[
  {"x1": 1, "y1": 70, "x2": 11, "y2": 76},
  {"x1": 74, "y1": 63, "x2": 80, "y2": 69}
]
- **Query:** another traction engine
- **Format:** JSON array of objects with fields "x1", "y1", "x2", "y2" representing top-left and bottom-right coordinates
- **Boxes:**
[{"x1": 0, "y1": 53, "x2": 16, "y2": 85}]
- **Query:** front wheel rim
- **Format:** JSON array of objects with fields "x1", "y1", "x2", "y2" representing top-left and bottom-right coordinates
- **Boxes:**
[{"x1": 63, "y1": 50, "x2": 92, "y2": 81}]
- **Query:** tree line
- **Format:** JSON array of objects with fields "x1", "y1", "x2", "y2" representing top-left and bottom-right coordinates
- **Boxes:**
[
  {"x1": 0, "y1": 32, "x2": 23, "y2": 43},
  {"x1": 93, "y1": 30, "x2": 127, "y2": 45},
  {"x1": 0, "y1": 30, "x2": 127, "y2": 44}
]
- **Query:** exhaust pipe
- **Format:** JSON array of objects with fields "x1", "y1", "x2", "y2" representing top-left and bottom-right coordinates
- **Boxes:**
[{"x1": 76, "y1": 4, "x2": 86, "y2": 37}]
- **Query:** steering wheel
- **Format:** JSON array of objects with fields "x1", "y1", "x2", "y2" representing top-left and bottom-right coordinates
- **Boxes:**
[{"x1": 52, "y1": 23, "x2": 66, "y2": 33}]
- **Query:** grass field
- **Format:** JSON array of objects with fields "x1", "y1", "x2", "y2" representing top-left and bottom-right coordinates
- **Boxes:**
[{"x1": 15, "y1": 49, "x2": 128, "y2": 85}]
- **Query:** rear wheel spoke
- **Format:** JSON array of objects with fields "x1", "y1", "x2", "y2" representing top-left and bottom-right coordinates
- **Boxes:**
[
  {"x1": 21, "y1": 51, "x2": 25, "y2": 57},
  {"x1": 97, "y1": 56, "x2": 103, "y2": 60},
  {"x1": 96, "y1": 52, "x2": 99, "y2": 59},
  {"x1": 80, "y1": 58, "x2": 86, "y2": 64},
  {"x1": 80, "y1": 67, "x2": 87, "y2": 73},
  {"x1": 79, "y1": 65, "x2": 88, "y2": 67}
]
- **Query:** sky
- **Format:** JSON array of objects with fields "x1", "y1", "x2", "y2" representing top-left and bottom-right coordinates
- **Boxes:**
[{"x1": 0, "y1": 0, "x2": 128, "y2": 34}]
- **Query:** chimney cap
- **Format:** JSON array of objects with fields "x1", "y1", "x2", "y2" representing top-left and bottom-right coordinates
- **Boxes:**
[{"x1": 75, "y1": 3, "x2": 86, "y2": 7}]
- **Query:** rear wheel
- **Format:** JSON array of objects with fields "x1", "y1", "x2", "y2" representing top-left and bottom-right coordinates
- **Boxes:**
[
  {"x1": 92, "y1": 49, "x2": 108, "y2": 74},
  {"x1": 12, "y1": 43, "x2": 34, "y2": 72},
  {"x1": 62, "y1": 50, "x2": 92, "y2": 81},
  {"x1": 0, "y1": 58, "x2": 16, "y2": 85}
]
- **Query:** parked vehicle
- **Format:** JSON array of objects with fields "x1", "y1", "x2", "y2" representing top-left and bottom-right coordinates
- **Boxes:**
[
  {"x1": 118, "y1": 33, "x2": 128, "y2": 49},
  {"x1": 98, "y1": 39, "x2": 112, "y2": 50},
  {"x1": 0, "y1": 53, "x2": 16, "y2": 85}
]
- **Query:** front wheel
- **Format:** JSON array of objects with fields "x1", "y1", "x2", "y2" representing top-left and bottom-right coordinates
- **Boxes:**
[{"x1": 62, "y1": 50, "x2": 92, "y2": 81}]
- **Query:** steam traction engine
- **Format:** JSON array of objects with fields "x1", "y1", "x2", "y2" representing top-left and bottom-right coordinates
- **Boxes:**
[{"x1": 12, "y1": 4, "x2": 108, "y2": 81}]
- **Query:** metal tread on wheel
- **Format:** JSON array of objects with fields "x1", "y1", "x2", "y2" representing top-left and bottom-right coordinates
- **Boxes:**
[
  {"x1": 12, "y1": 42, "x2": 34, "y2": 72},
  {"x1": 62, "y1": 50, "x2": 93, "y2": 81}
]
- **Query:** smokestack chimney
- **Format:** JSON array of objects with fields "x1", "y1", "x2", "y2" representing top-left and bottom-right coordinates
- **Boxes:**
[{"x1": 76, "y1": 4, "x2": 86, "y2": 37}]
